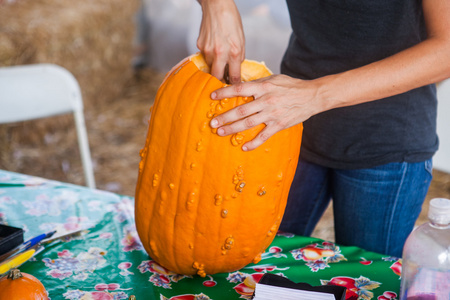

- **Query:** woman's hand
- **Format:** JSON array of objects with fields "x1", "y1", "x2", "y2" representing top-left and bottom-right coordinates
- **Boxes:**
[
  {"x1": 197, "y1": 0, "x2": 245, "y2": 84},
  {"x1": 209, "y1": 75, "x2": 327, "y2": 151},
  {"x1": 201, "y1": 0, "x2": 450, "y2": 152}
]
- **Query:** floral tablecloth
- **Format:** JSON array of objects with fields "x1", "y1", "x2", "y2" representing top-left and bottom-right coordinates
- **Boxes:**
[{"x1": 0, "y1": 170, "x2": 402, "y2": 300}]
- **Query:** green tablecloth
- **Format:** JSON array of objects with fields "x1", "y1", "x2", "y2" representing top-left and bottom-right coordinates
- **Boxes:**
[{"x1": 0, "y1": 170, "x2": 401, "y2": 300}]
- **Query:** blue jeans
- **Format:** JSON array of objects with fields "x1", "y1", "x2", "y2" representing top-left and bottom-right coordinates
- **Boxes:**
[{"x1": 279, "y1": 157, "x2": 433, "y2": 257}]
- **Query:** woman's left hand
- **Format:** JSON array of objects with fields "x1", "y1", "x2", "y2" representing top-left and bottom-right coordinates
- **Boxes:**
[{"x1": 209, "y1": 74, "x2": 326, "y2": 151}]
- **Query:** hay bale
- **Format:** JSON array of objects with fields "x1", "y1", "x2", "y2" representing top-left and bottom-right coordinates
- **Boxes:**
[
  {"x1": 0, "y1": 0, "x2": 154, "y2": 191},
  {"x1": 0, "y1": 0, "x2": 139, "y2": 109}
]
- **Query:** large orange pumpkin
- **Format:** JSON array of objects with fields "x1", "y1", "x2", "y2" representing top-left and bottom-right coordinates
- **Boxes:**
[
  {"x1": 135, "y1": 53, "x2": 303, "y2": 276},
  {"x1": 0, "y1": 269, "x2": 48, "y2": 299}
]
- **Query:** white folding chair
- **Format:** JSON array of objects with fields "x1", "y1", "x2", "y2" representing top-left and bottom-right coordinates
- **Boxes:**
[{"x1": 0, "y1": 63, "x2": 96, "y2": 188}]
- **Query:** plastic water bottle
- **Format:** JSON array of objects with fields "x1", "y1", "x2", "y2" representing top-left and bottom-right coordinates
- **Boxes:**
[{"x1": 400, "y1": 198, "x2": 450, "y2": 300}]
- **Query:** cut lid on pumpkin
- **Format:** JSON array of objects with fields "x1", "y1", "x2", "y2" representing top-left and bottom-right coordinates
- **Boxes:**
[{"x1": 189, "y1": 53, "x2": 272, "y2": 82}]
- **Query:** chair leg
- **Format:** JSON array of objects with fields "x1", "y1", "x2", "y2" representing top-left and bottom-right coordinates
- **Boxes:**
[{"x1": 73, "y1": 110, "x2": 96, "y2": 189}]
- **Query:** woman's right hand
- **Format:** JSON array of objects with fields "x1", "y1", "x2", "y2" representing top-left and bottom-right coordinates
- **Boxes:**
[{"x1": 197, "y1": 0, "x2": 245, "y2": 84}]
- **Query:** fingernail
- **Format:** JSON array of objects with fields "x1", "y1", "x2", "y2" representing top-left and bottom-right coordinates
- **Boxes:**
[
  {"x1": 217, "y1": 128, "x2": 225, "y2": 136},
  {"x1": 211, "y1": 92, "x2": 217, "y2": 99},
  {"x1": 210, "y1": 119, "x2": 218, "y2": 128},
  {"x1": 242, "y1": 146, "x2": 248, "y2": 151}
]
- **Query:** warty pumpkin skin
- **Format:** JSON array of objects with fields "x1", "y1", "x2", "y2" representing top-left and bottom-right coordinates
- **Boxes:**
[
  {"x1": 135, "y1": 53, "x2": 303, "y2": 276},
  {"x1": 0, "y1": 269, "x2": 49, "y2": 300}
]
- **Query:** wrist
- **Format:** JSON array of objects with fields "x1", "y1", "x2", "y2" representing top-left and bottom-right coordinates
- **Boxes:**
[
  {"x1": 198, "y1": 0, "x2": 233, "y2": 5},
  {"x1": 313, "y1": 74, "x2": 348, "y2": 113}
]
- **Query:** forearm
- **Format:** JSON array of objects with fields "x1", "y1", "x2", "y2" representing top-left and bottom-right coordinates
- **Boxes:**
[
  {"x1": 317, "y1": 0, "x2": 450, "y2": 112},
  {"x1": 318, "y1": 37, "x2": 450, "y2": 112}
]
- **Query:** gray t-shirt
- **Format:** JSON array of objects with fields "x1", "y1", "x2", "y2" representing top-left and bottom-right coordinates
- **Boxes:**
[{"x1": 281, "y1": 0, "x2": 438, "y2": 169}]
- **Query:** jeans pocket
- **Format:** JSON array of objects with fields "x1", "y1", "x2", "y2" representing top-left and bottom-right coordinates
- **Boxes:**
[{"x1": 425, "y1": 158, "x2": 433, "y2": 178}]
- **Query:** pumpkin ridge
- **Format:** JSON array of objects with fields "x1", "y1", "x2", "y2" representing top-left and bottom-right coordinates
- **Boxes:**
[
  {"x1": 138, "y1": 61, "x2": 199, "y2": 267},
  {"x1": 189, "y1": 77, "x2": 227, "y2": 274},
  {"x1": 279, "y1": 128, "x2": 302, "y2": 245},
  {"x1": 205, "y1": 97, "x2": 257, "y2": 273},
  {"x1": 233, "y1": 147, "x2": 265, "y2": 267},
  {"x1": 154, "y1": 61, "x2": 206, "y2": 269},
  {"x1": 232, "y1": 123, "x2": 302, "y2": 266},
  {"x1": 210, "y1": 131, "x2": 235, "y2": 273},
  {"x1": 215, "y1": 98, "x2": 249, "y2": 273},
  {"x1": 227, "y1": 108, "x2": 269, "y2": 270},
  {"x1": 171, "y1": 70, "x2": 217, "y2": 274},
  {"x1": 266, "y1": 125, "x2": 302, "y2": 251},
  {"x1": 135, "y1": 79, "x2": 170, "y2": 261},
  {"x1": 134, "y1": 54, "x2": 176, "y2": 200},
  {"x1": 167, "y1": 68, "x2": 198, "y2": 273},
  {"x1": 196, "y1": 96, "x2": 256, "y2": 273}
]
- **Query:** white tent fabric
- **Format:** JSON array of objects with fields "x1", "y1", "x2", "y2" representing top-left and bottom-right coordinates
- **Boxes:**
[
  {"x1": 137, "y1": 0, "x2": 291, "y2": 73},
  {"x1": 435, "y1": 80, "x2": 450, "y2": 173}
]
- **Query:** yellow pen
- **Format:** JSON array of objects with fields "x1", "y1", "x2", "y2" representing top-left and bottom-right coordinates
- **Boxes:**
[{"x1": 0, "y1": 248, "x2": 36, "y2": 274}]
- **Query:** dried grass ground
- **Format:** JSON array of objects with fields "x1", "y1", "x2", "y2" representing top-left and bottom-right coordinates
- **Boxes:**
[{"x1": 1, "y1": 0, "x2": 449, "y2": 242}]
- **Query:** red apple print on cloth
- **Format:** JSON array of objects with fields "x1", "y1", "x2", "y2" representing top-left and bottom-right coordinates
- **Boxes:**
[
  {"x1": 58, "y1": 249, "x2": 72, "y2": 258},
  {"x1": 89, "y1": 292, "x2": 115, "y2": 300},
  {"x1": 389, "y1": 259, "x2": 402, "y2": 277},
  {"x1": 202, "y1": 275, "x2": 217, "y2": 287},
  {"x1": 270, "y1": 246, "x2": 282, "y2": 253},
  {"x1": 227, "y1": 272, "x2": 281, "y2": 299},
  {"x1": 95, "y1": 283, "x2": 120, "y2": 291},
  {"x1": 252, "y1": 265, "x2": 276, "y2": 272},
  {"x1": 138, "y1": 260, "x2": 191, "y2": 289},
  {"x1": 359, "y1": 257, "x2": 373, "y2": 265},
  {"x1": 118, "y1": 262, "x2": 134, "y2": 276},
  {"x1": 321, "y1": 276, "x2": 381, "y2": 300},
  {"x1": 233, "y1": 273, "x2": 264, "y2": 299},
  {"x1": 291, "y1": 242, "x2": 347, "y2": 272},
  {"x1": 245, "y1": 264, "x2": 289, "y2": 273},
  {"x1": 62, "y1": 283, "x2": 130, "y2": 299},
  {"x1": 260, "y1": 246, "x2": 287, "y2": 260},
  {"x1": 378, "y1": 291, "x2": 398, "y2": 300},
  {"x1": 160, "y1": 294, "x2": 211, "y2": 300}
]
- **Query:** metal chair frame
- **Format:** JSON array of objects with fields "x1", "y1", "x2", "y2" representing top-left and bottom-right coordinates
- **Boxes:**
[{"x1": 0, "y1": 64, "x2": 96, "y2": 188}]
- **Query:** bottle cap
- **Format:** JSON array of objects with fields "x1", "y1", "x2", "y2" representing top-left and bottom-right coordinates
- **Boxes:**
[{"x1": 428, "y1": 198, "x2": 450, "y2": 225}]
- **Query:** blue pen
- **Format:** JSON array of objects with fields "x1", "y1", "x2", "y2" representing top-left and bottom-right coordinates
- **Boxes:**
[
  {"x1": 21, "y1": 230, "x2": 57, "y2": 250},
  {"x1": 0, "y1": 230, "x2": 56, "y2": 262}
]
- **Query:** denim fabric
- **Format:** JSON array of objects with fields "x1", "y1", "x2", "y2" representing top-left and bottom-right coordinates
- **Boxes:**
[{"x1": 279, "y1": 157, "x2": 433, "y2": 257}]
